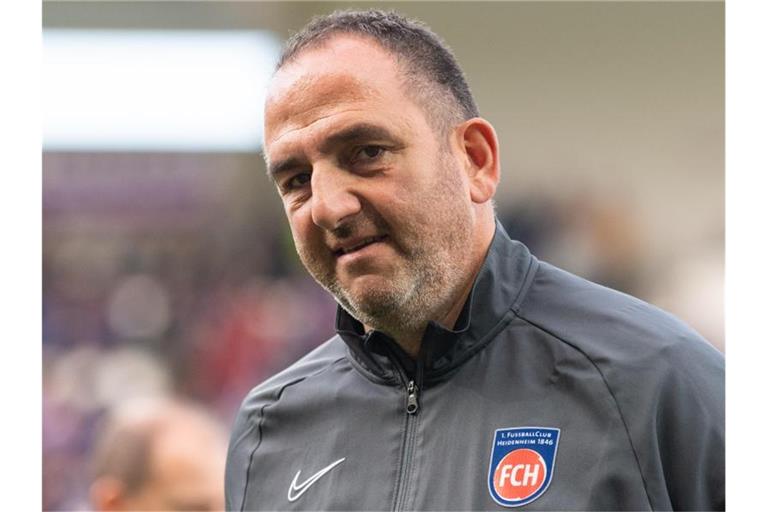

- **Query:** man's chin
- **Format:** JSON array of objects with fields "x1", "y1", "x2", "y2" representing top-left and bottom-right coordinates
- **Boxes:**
[{"x1": 336, "y1": 277, "x2": 410, "y2": 321}]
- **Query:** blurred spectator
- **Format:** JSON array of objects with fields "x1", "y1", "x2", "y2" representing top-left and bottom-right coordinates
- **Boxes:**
[
  {"x1": 181, "y1": 276, "x2": 336, "y2": 417},
  {"x1": 43, "y1": 345, "x2": 176, "y2": 510},
  {"x1": 89, "y1": 398, "x2": 227, "y2": 511},
  {"x1": 499, "y1": 190, "x2": 645, "y2": 294}
]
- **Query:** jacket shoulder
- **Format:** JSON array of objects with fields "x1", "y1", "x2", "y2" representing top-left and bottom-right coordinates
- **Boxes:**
[
  {"x1": 518, "y1": 260, "x2": 721, "y2": 365},
  {"x1": 517, "y1": 261, "x2": 724, "y2": 510},
  {"x1": 225, "y1": 335, "x2": 348, "y2": 511},
  {"x1": 231, "y1": 335, "x2": 348, "y2": 429}
]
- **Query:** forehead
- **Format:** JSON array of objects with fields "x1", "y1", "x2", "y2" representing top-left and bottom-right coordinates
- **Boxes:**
[
  {"x1": 267, "y1": 72, "x2": 379, "y2": 133},
  {"x1": 264, "y1": 36, "x2": 420, "y2": 147}
]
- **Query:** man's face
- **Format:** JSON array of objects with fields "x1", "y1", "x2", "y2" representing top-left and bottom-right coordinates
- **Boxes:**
[{"x1": 264, "y1": 36, "x2": 476, "y2": 332}]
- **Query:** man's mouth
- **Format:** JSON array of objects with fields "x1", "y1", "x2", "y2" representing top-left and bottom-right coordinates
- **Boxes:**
[{"x1": 333, "y1": 235, "x2": 388, "y2": 257}]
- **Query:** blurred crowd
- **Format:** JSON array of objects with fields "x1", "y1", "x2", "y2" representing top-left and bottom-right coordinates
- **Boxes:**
[
  {"x1": 42, "y1": 152, "x2": 338, "y2": 510},
  {"x1": 43, "y1": 153, "x2": 723, "y2": 511}
]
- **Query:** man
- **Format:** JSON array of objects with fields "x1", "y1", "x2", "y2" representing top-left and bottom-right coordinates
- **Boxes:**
[
  {"x1": 226, "y1": 10, "x2": 724, "y2": 511},
  {"x1": 89, "y1": 398, "x2": 227, "y2": 511}
]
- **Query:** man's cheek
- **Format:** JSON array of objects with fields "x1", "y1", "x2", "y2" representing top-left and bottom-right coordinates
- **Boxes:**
[{"x1": 287, "y1": 215, "x2": 313, "y2": 246}]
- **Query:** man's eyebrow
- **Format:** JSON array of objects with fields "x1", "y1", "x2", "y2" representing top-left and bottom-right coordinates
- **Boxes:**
[
  {"x1": 266, "y1": 156, "x2": 305, "y2": 181},
  {"x1": 317, "y1": 123, "x2": 403, "y2": 155},
  {"x1": 266, "y1": 123, "x2": 404, "y2": 179}
]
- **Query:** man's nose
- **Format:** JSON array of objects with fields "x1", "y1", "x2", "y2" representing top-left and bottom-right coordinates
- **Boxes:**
[{"x1": 310, "y1": 166, "x2": 362, "y2": 230}]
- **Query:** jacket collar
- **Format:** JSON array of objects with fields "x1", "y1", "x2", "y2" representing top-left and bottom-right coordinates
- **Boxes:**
[{"x1": 335, "y1": 220, "x2": 538, "y2": 384}]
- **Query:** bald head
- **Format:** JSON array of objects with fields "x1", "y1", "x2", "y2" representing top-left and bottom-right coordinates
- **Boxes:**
[{"x1": 89, "y1": 399, "x2": 227, "y2": 511}]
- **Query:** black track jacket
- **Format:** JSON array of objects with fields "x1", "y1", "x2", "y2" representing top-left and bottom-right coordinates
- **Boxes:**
[{"x1": 226, "y1": 222, "x2": 725, "y2": 511}]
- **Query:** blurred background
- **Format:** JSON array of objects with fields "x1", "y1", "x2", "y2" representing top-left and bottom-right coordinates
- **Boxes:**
[{"x1": 42, "y1": 2, "x2": 723, "y2": 510}]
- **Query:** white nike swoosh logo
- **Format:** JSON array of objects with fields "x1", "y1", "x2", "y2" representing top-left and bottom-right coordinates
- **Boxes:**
[{"x1": 287, "y1": 457, "x2": 346, "y2": 502}]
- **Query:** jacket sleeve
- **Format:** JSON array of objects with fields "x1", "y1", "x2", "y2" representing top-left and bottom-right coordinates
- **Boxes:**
[
  {"x1": 225, "y1": 395, "x2": 263, "y2": 512},
  {"x1": 611, "y1": 333, "x2": 725, "y2": 511},
  {"x1": 652, "y1": 338, "x2": 724, "y2": 510},
  {"x1": 518, "y1": 261, "x2": 725, "y2": 510}
]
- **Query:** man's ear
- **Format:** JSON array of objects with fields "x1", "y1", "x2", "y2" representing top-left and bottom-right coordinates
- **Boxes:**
[{"x1": 455, "y1": 117, "x2": 500, "y2": 204}]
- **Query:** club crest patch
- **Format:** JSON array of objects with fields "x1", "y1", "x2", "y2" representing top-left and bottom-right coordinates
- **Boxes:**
[{"x1": 487, "y1": 427, "x2": 560, "y2": 508}]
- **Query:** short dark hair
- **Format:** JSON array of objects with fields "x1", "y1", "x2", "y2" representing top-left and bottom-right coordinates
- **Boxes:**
[{"x1": 277, "y1": 9, "x2": 480, "y2": 131}]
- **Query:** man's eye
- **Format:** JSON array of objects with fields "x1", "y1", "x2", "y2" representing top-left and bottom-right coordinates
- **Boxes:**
[
  {"x1": 284, "y1": 172, "x2": 311, "y2": 191},
  {"x1": 355, "y1": 145, "x2": 385, "y2": 161}
]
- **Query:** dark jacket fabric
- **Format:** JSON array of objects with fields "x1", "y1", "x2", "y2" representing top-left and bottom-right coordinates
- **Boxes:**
[{"x1": 226, "y1": 223, "x2": 725, "y2": 511}]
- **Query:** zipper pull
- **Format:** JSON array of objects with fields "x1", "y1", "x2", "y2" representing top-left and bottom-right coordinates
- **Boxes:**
[{"x1": 406, "y1": 380, "x2": 419, "y2": 415}]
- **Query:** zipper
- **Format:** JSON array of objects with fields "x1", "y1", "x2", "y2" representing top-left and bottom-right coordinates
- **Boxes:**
[
  {"x1": 391, "y1": 353, "x2": 424, "y2": 511},
  {"x1": 406, "y1": 380, "x2": 419, "y2": 414}
]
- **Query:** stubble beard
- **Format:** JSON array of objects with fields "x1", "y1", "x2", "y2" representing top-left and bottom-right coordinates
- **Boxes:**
[{"x1": 296, "y1": 157, "x2": 474, "y2": 340}]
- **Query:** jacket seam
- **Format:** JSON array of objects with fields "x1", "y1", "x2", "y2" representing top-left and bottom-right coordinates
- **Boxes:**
[
  {"x1": 345, "y1": 345, "x2": 397, "y2": 386},
  {"x1": 514, "y1": 313, "x2": 655, "y2": 511},
  {"x1": 510, "y1": 254, "x2": 539, "y2": 314},
  {"x1": 426, "y1": 255, "x2": 540, "y2": 382},
  {"x1": 439, "y1": 252, "x2": 538, "y2": 372},
  {"x1": 429, "y1": 311, "x2": 517, "y2": 383},
  {"x1": 239, "y1": 356, "x2": 348, "y2": 511}
]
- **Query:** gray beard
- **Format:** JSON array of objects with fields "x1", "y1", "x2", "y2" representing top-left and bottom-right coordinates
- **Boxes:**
[
  {"x1": 296, "y1": 154, "x2": 474, "y2": 341},
  {"x1": 327, "y1": 243, "x2": 467, "y2": 337},
  {"x1": 309, "y1": 213, "x2": 472, "y2": 341}
]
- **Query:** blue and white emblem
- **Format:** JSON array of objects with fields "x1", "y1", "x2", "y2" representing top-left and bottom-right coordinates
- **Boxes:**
[{"x1": 488, "y1": 426, "x2": 560, "y2": 508}]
